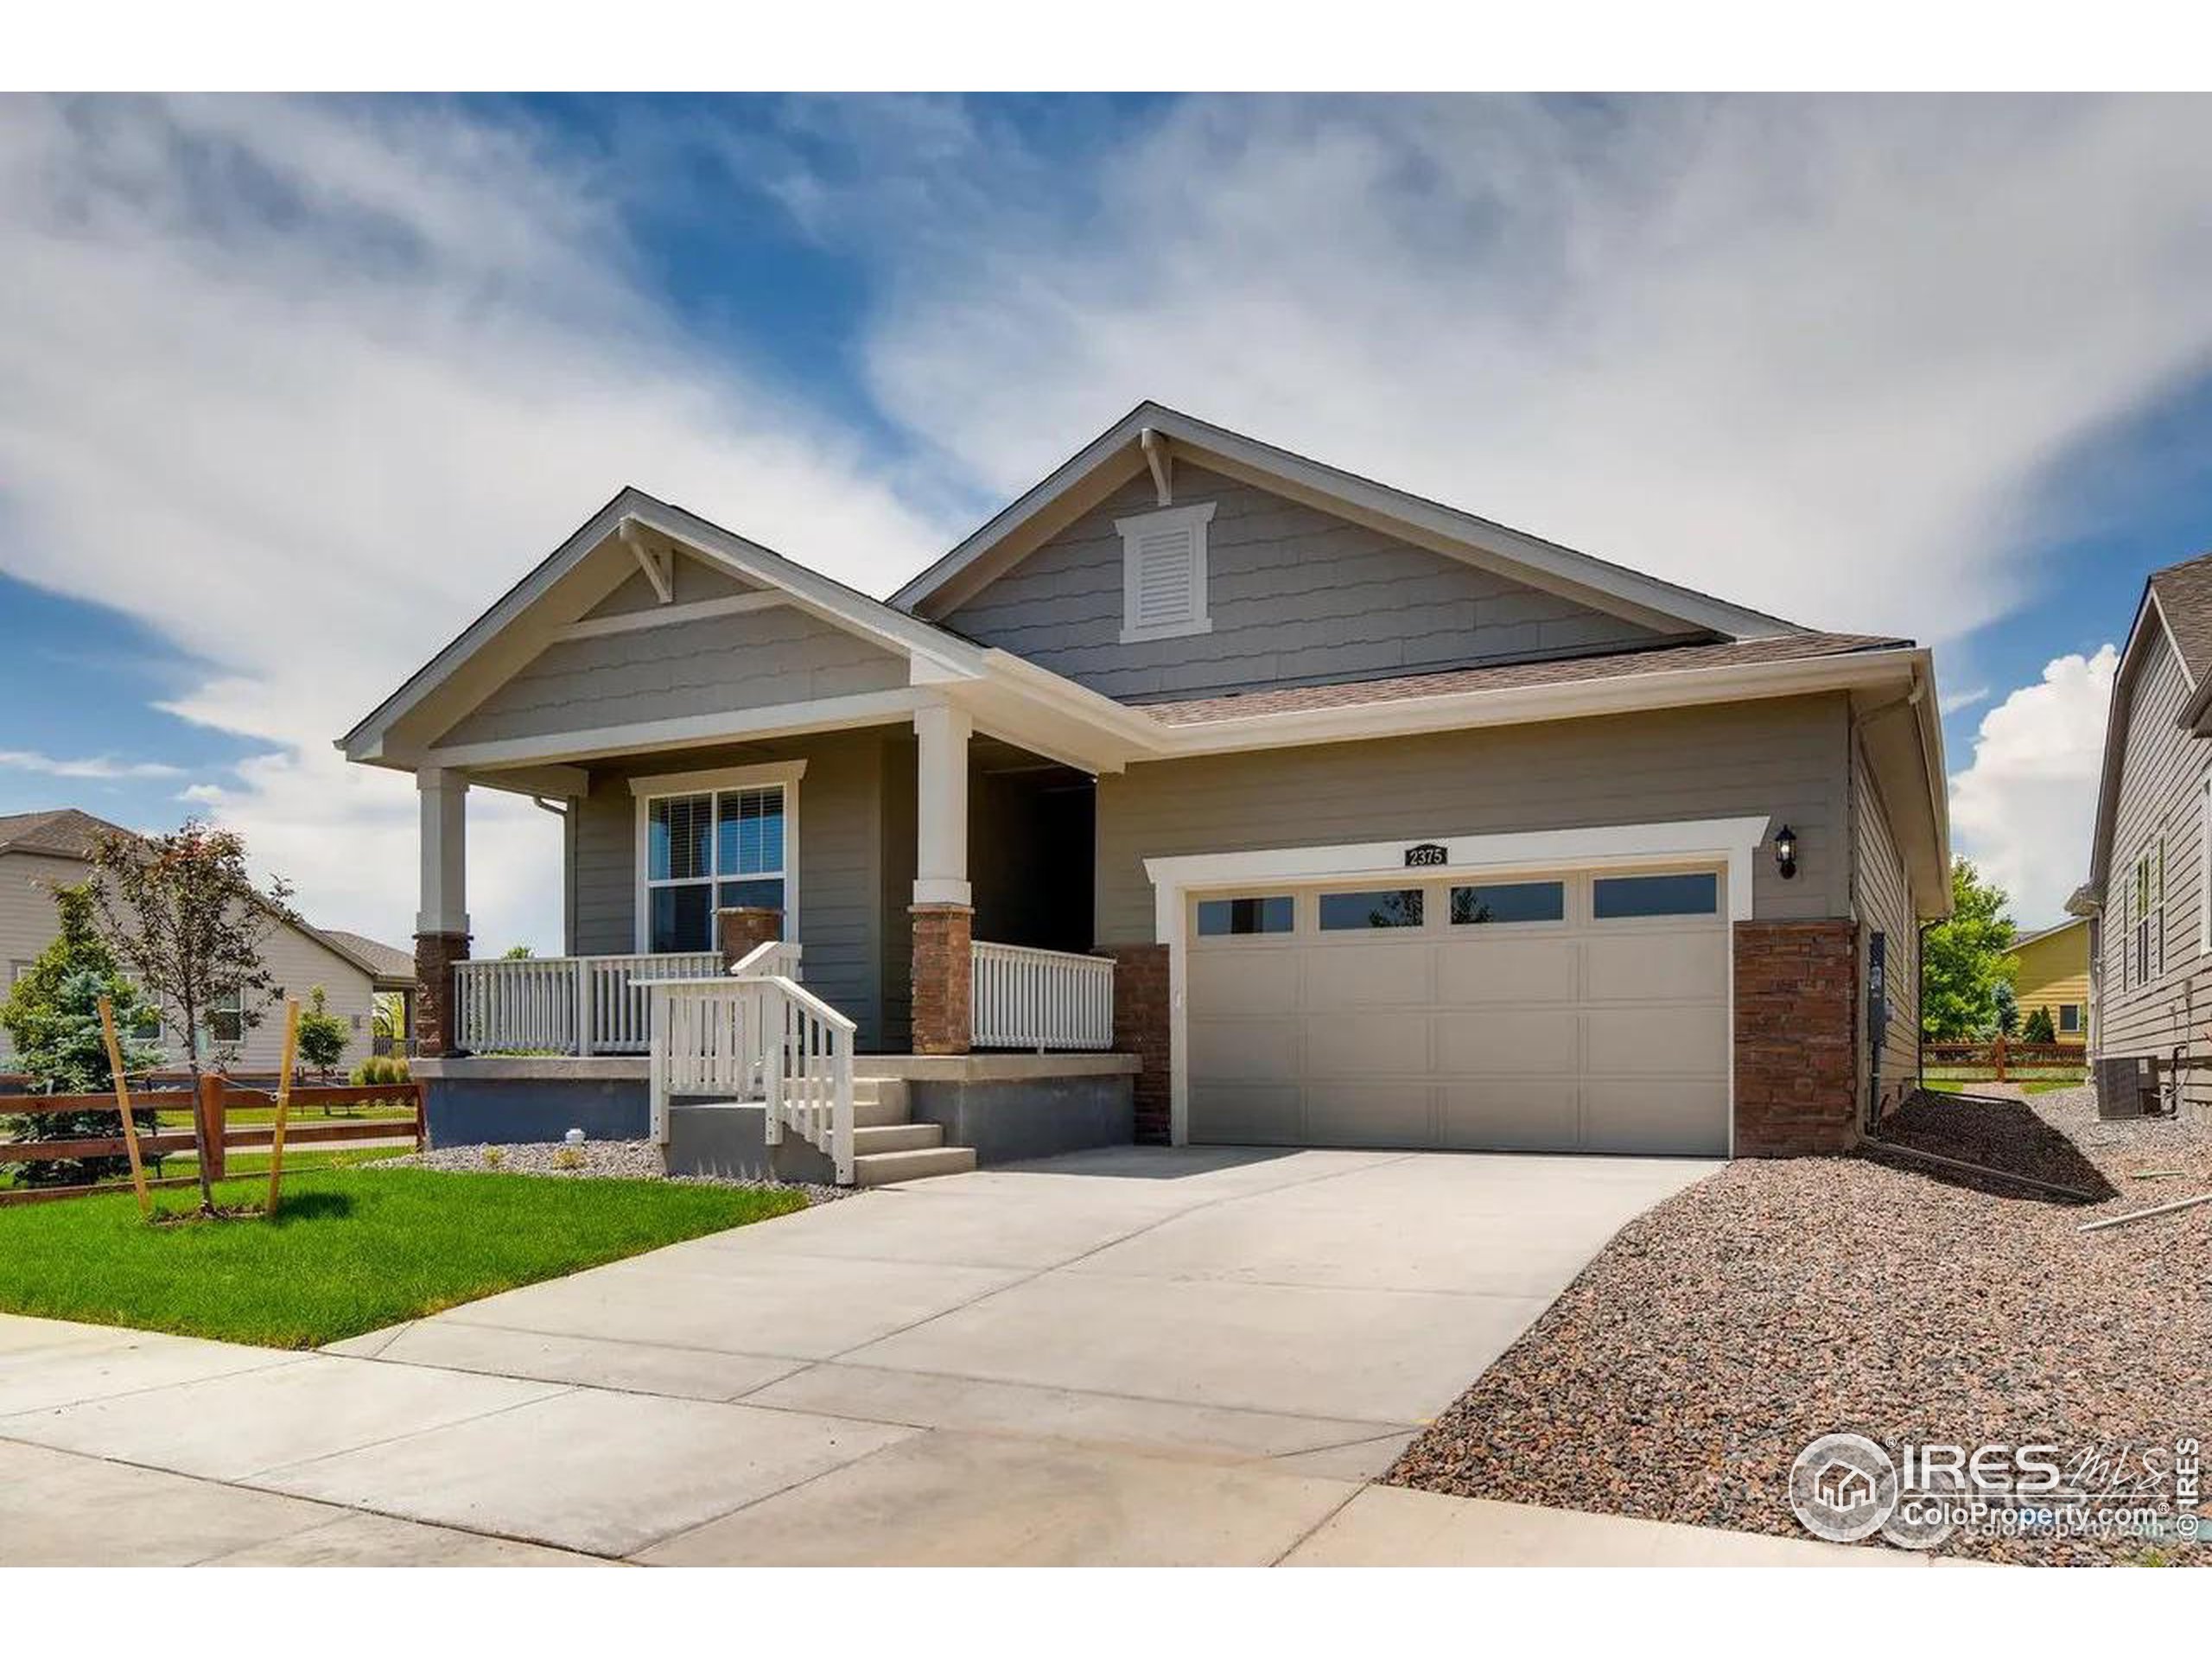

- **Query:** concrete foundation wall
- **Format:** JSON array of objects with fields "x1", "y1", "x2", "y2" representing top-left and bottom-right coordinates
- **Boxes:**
[
  {"x1": 423, "y1": 1073, "x2": 650, "y2": 1146},
  {"x1": 907, "y1": 1072, "x2": 1134, "y2": 1164},
  {"x1": 665, "y1": 1103, "x2": 837, "y2": 1185}
]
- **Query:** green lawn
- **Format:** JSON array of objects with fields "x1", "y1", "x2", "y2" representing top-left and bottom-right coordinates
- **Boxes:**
[
  {"x1": 0, "y1": 1168, "x2": 807, "y2": 1348},
  {"x1": 1922, "y1": 1077, "x2": 2083, "y2": 1096}
]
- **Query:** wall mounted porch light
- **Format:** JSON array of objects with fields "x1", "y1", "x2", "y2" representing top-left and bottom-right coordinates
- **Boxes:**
[{"x1": 1774, "y1": 824, "x2": 1800, "y2": 880}]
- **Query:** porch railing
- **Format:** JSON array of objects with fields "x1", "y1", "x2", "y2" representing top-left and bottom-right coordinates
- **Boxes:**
[
  {"x1": 970, "y1": 940, "x2": 1116, "y2": 1051},
  {"x1": 454, "y1": 951, "x2": 721, "y2": 1055},
  {"x1": 647, "y1": 975, "x2": 855, "y2": 1184}
]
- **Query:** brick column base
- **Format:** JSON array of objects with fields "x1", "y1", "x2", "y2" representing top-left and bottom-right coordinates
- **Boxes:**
[
  {"x1": 717, "y1": 906, "x2": 785, "y2": 970},
  {"x1": 1107, "y1": 944, "x2": 1172, "y2": 1145},
  {"x1": 413, "y1": 930, "x2": 471, "y2": 1058},
  {"x1": 911, "y1": 904, "x2": 973, "y2": 1055},
  {"x1": 1733, "y1": 918, "x2": 1858, "y2": 1156}
]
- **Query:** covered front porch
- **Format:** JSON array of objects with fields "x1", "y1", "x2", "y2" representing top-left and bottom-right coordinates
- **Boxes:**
[{"x1": 412, "y1": 705, "x2": 1116, "y2": 1062}]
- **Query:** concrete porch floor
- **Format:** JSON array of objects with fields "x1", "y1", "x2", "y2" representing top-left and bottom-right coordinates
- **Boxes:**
[{"x1": 0, "y1": 1146, "x2": 1939, "y2": 1567}]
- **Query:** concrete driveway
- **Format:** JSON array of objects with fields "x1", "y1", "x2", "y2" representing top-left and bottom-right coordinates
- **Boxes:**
[{"x1": 0, "y1": 1146, "x2": 1789, "y2": 1566}]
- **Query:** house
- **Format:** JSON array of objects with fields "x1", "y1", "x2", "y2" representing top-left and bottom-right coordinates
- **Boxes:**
[
  {"x1": 0, "y1": 807, "x2": 414, "y2": 1075},
  {"x1": 2010, "y1": 917, "x2": 2090, "y2": 1046},
  {"x1": 2075, "y1": 548, "x2": 2212, "y2": 1116},
  {"x1": 341, "y1": 402, "x2": 1951, "y2": 1179}
]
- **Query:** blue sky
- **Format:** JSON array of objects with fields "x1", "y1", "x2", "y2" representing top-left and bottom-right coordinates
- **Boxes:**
[{"x1": 4, "y1": 92, "x2": 2209, "y2": 948}]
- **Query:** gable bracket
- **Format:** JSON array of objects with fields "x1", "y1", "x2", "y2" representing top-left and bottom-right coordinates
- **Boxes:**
[
  {"x1": 1141, "y1": 427, "x2": 1173, "y2": 507},
  {"x1": 620, "y1": 518, "x2": 673, "y2": 605}
]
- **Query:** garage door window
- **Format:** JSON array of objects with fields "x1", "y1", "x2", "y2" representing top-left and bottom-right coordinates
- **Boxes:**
[
  {"x1": 1449, "y1": 880, "x2": 1565, "y2": 925},
  {"x1": 1592, "y1": 871, "x2": 1719, "y2": 919},
  {"x1": 1198, "y1": 895, "x2": 1295, "y2": 936},
  {"x1": 1319, "y1": 888, "x2": 1424, "y2": 930}
]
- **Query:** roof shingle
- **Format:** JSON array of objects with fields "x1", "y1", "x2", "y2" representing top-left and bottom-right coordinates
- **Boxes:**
[{"x1": 2148, "y1": 550, "x2": 2212, "y2": 685}]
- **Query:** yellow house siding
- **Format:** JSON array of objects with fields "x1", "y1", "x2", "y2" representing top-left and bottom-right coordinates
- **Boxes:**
[{"x1": 2013, "y1": 921, "x2": 2090, "y2": 1042}]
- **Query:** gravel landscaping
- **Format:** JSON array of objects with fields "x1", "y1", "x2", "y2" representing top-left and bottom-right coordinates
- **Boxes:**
[
  {"x1": 1389, "y1": 1086, "x2": 2212, "y2": 1565},
  {"x1": 371, "y1": 1139, "x2": 849, "y2": 1205}
]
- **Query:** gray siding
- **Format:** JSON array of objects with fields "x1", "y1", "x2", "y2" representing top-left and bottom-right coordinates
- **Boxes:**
[
  {"x1": 570, "y1": 730, "x2": 898, "y2": 1051},
  {"x1": 1094, "y1": 695, "x2": 1852, "y2": 945},
  {"x1": 2094, "y1": 626, "x2": 2212, "y2": 1116},
  {"x1": 1851, "y1": 737, "x2": 1920, "y2": 1117},
  {"x1": 437, "y1": 607, "x2": 906, "y2": 749},
  {"x1": 944, "y1": 464, "x2": 1667, "y2": 702},
  {"x1": 582, "y1": 555, "x2": 760, "y2": 621}
]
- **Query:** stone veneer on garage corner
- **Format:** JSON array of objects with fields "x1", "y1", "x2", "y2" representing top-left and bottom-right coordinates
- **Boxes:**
[{"x1": 1732, "y1": 918, "x2": 1859, "y2": 1156}]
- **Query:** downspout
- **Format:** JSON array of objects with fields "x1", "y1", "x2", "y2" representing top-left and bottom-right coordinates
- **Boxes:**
[{"x1": 1850, "y1": 675, "x2": 1929, "y2": 1122}]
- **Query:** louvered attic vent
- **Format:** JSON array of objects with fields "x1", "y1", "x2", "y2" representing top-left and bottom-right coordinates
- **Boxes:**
[{"x1": 1117, "y1": 501, "x2": 1217, "y2": 644}]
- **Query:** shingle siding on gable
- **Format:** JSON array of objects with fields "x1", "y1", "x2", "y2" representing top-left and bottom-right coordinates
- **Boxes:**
[
  {"x1": 2095, "y1": 624, "x2": 2212, "y2": 1116},
  {"x1": 435, "y1": 606, "x2": 908, "y2": 749},
  {"x1": 941, "y1": 465, "x2": 1669, "y2": 702}
]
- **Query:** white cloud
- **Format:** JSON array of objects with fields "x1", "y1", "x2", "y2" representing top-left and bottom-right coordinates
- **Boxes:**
[
  {"x1": 784, "y1": 94, "x2": 2212, "y2": 647},
  {"x1": 1948, "y1": 645, "x2": 2119, "y2": 929},
  {"x1": 0, "y1": 750, "x2": 183, "y2": 780},
  {"x1": 1940, "y1": 685, "x2": 1992, "y2": 716},
  {"x1": 0, "y1": 96, "x2": 951, "y2": 951}
]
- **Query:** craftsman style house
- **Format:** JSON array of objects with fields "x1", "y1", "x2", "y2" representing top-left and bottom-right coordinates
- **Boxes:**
[
  {"x1": 344, "y1": 404, "x2": 1950, "y2": 1182},
  {"x1": 2075, "y1": 549, "x2": 2212, "y2": 1117}
]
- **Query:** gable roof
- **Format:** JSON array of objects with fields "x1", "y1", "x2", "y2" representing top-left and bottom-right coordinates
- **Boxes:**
[
  {"x1": 0, "y1": 807, "x2": 133, "y2": 861},
  {"x1": 891, "y1": 401, "x2": 1805, "y2": 642},
  {"x1": 2012, "y1": 915, "x2": 2088, "y2": 951},
  {"x1": 2148, "y1": 550, "x2": 2212, "y2": 686},
  {"x1": 316, "y1": 930, "x2": 416, "y2": 987}
]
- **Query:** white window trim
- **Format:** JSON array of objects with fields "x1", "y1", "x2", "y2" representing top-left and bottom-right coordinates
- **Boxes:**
[
  {"x1": 1117, "y1": 501, "x2": 1217, "y2": 645},
  {"x1": 630, "y1": 760, "x2": 805, "y2": 954},
  {"x1": 1145, "y1": 814, "x2": 1770, "y2": 1157}
]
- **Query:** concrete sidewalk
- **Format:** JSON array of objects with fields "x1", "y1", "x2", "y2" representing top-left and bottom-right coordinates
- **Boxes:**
[{"x1": 0, "y1": 1147, "x2": 1931, "y2": 1567}]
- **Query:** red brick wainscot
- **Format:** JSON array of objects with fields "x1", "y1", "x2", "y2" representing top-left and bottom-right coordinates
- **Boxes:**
[
  {"x1": 412, "y1": 929, "x2": 471, "y2": 1058},
  {"x1": 1106, "y1": 944, "x2": 1172, "y2": 1145},
  {"x1": 1733, "y1": 918, "x2": 1859, "y2": 1156}
]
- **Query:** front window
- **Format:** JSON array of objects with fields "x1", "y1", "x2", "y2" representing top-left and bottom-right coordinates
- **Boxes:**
[{"x1": 645, "y1": 785, "x2": 787, "y2": 952}]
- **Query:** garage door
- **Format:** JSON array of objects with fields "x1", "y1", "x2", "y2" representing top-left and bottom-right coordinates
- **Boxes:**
[{"x1": 1185, "y1": 866, "x2": 1730, "y2": 1155}]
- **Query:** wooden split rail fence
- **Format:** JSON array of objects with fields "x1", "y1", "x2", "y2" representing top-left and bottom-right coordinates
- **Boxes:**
[{"x1": 0, "y1": 1077, "x2": 425, "y2": 1207}]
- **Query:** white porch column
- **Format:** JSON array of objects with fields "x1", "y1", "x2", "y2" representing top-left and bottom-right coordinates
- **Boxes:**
[
  {"x1": 912, "y1": 701, "x2": 972, "y2": 908},
  {"x1": 416, "y1": 767, "x2": 471, "y2": 934}
]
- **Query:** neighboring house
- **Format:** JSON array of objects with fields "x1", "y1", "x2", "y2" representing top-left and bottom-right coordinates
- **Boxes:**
[
  {"x1": 344, "y1": 402, "x2": 1950, "y2": 1170},
  {"x1": 2011, "y1": 917, "x2": 2090, "y2": 1046},
  {"x1": 2076, "y1": 548, "x2": 2212, "y2": 1116},
  {"x1": 0, "y1": 807, "x2": 413, "y2": 1074}
]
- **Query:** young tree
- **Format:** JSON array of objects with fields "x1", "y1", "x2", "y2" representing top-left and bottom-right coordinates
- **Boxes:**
[
  {"x1": 1920, "y1": 858, "x2": 2019, "y2": 1040},
  {"x1": 89, "y1": 821, "x2": 295, "y2": 1214},
  {"x1": 1992, "y1": 980, "x2": 2020, "y2": 1039},
  {"x1": 295, "y1": 984, "x2": 350, "y2": 1079},
  {"x1": 2023, "y1": 1004, "x2": 2057, "y2": 1044},
  {"x1": 501, "y1": 944, "x2": 534, "y2": 959},
  {"x1": 0, "y1": 883, "x2": 166, "y2": 1187}
]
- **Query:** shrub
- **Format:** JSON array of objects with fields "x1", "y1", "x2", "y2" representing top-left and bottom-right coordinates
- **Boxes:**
[
  {"x1": 2023, "y1": 1005, "x2": 2057, "y2": 1044},
  {"x1": 0, "y1": 883, "x2": 167, "y2": 1187},
  {"x1": 348, "y1": 1054, "x2": 412, "y2": 1088},
  {"x1": 296, "y1": 984, "x2": 350, "y2": 1078}
]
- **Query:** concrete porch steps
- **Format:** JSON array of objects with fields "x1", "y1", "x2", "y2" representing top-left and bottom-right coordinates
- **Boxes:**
[{"x1": 849, "y1": 1075, "x2": 976, "y2": 1186}]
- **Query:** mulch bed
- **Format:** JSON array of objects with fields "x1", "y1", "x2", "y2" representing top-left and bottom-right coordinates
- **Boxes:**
[{"x1": 1386, "y1": 1087, "x2": 2212, "y2": 1565}]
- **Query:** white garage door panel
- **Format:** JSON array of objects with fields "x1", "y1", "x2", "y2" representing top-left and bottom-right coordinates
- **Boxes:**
[
  {"x1": 1189, "y1": 1083, "x2": 1303, "y2": 1144},
  {"x1": 1191, "y1": 1017, "x2": 1305, "y2": 1084},
  {"x1": 1440, "y1": 1079, "x2": 1580, "y2": 1151},
  {"x1": 1306, "y1": 1084, "x2": 1431, "y2": 1147},
  {"x1": 1305, "y1": 945, "x2": 1431, "y2": 1009},
  {"x1": 1584, "y1": 1004, "x2": 1728, "y2": 1075},
  {"x1": 1583, "y1": 1079, "x2": 1725, "y2": 1155},
  {"x1": 1584, "y1": 931, "x2": 1729, "y2": 1001},
  {"x1": 1185, "y1": 866, "x2": 1731, "y2": 1156},
  {"x1": 1189, "y1": 950, "x2": 1302, "y2": 1014},
  {"x1": 1434, "y1": 937, "x2": 1579, "y2": 1004},
  {"x1": 1433, "y1": 1008, "x2": 1580, "y2": 1076}
]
